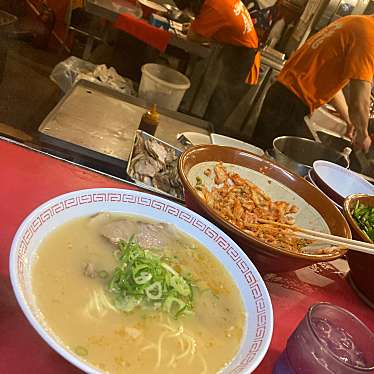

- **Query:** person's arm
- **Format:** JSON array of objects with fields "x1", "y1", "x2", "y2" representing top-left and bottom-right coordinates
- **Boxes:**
[
  {"x1": 267, "y1": 18, "x2": 286, "y2": 49},
  {"x1": 329, "y1": 89, "x2": 350, "y2": 123},
  {"x1": 348, "y1": 79, "x2": 372, "y2": 152},
  {"x1": 329, "y1": 89, "x2": 353, "y2": 138}
]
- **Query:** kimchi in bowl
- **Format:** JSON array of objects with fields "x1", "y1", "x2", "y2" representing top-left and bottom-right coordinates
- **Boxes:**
[{"x1": 178, "y1": 145, "x2": 351, "y2": 273}]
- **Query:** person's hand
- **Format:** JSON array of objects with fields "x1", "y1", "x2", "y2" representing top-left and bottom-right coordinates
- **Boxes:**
[{"x1": 353, "y1": 131, "x2": 372, "y2": 153}]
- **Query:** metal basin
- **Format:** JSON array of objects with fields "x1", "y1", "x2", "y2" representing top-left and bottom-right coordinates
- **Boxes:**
[{"x1": 273, "y1": 136, "x2": 349, "y2": 177}]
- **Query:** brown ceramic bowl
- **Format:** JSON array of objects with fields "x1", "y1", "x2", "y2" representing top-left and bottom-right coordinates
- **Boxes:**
[
  {"x1": 343, "y1": 194, "x2": 374, "y2": 307},
  {"x1": 178, "y1": 145, "x2": 350, "y2": 274}
]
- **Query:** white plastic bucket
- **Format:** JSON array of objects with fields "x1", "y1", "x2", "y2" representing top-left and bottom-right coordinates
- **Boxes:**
[{"x1": 138, "y1": 63, "x2": 191, "y2": 111}]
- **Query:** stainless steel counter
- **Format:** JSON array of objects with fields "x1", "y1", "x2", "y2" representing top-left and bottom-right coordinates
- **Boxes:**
[{"x1": 38, "y1": 80, "x2": 211, "y2": 162}]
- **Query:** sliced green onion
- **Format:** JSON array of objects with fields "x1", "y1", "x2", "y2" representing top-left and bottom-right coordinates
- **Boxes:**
[
  {"x1": 75, "y1": 346, "x2": 88, "y2": 356},
  {"x1": 352, "y1": 202, "x2": 374, "y2": 243},
  {"x1": 113, "y1": 249, "x2": 121, "y2": 260},
  {"x1": 114, "y1": 295, "x2": 141, "y2": 312},
  {"x1": 145, "y1": 281, "x2": 162, "y2": 300},
  {"x1": 169, "y1": 276, "x2": 191, "y2": 297},
  {"x1": 164, "y1": 296, "x2": 186, "y2": 318},
  {"x1": 107, "y1": 239, "x2": 196, "y2": 318},
  {"x1": 98, "y1": 270, "x2": 109, "y2": 279},
  {"x1": 133, "y1": 271, "x2": 152, "y2": 285},
  {"x1": 132, "y1": 263, "x2": 149, "y2": 275}
]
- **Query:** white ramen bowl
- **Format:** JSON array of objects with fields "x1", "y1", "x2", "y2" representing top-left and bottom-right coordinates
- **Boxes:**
[{"x1": 9, "y1": 188, "x2": 273, "y2": 374}]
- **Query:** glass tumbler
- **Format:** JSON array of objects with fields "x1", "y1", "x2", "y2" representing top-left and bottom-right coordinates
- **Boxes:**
[{"x1": 274, "y1": 302, "x2": 374, "y2": 374}]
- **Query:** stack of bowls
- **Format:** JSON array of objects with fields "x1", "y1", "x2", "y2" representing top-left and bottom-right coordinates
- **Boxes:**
[{"x1": 306, "y1": 160, "x2": 374, "y2": 211}]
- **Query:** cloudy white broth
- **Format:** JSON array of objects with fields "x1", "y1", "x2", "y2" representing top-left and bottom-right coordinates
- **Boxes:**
[{"x1": 32, "y1": 213, "x2": 245, "y2": 373}]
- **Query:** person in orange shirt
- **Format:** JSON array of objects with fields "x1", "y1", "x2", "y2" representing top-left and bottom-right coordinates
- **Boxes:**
[
  {"x1": 251, "y1": 15, "x2": 374, "y2": 152},
  {"x1": 175, "y1": 0, "x2": 260, "y2": 131}
]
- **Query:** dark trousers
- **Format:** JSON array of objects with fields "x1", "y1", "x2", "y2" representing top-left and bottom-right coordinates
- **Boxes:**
[
  {"x1": 204, "y1": 45, "x2": 257, "y2": 132},
  {"x1": 0, "y1": 36, "x2": 7, "y2": 83},
  {"x1": 251, "y1": 81, "x2": 311, "y2": 150}
]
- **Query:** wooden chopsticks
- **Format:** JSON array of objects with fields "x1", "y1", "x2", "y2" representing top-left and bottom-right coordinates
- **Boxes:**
[{"x1": 257, "y1": 219, "x2": 374, "y2": 256}]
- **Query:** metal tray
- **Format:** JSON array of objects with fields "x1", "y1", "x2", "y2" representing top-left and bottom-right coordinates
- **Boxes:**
[
  {"x1": 39, "y1": 79, "x2": 211, "y2": 163},
  {"x1": 126, "y1": 130, "x2": 184, "y2": 202}
]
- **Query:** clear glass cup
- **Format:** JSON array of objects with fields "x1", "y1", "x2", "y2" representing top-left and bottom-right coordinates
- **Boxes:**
[{"x1": 274, "y1": 302, "x2": 374, "y2": 373}]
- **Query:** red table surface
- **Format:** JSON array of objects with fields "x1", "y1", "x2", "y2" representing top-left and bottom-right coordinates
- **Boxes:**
[{"x1": 0, "y1": 138, "x2": 373, "y2": 374}]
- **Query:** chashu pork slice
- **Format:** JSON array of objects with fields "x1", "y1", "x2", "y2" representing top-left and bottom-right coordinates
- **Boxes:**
[{"x1": 100, "y1": 218, "x2": 175, "y2": 249}]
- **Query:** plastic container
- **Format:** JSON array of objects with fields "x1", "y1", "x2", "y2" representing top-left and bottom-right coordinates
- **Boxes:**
[{"x1": 138, "y1": 63, "x2": 190, "y2": 111}]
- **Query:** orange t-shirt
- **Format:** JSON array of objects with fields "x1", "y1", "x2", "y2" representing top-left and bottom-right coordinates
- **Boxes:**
[
  {"x1": 191, "y1": 0, "x2": 260, "y2": 84},
  {"x1": 277, "y1": 15, "x2": 374, "y2": 112}
]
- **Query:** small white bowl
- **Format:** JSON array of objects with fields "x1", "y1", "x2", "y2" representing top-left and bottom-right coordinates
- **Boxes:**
[
  {"x1": 9, "y1": 188, "x2": 273, "y2": 374},
  {"x1": 313, "y1": 161, "x2": 374, "y2": 205},
  {"x1": 210, "y1": 133, "x2": 265, "y2": 157},
  {"x1": 307, "y1": 168, "x2": 343, "y2": 211}
]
